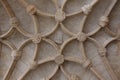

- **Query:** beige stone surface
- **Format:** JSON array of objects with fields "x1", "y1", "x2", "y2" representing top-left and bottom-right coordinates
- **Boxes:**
[{"x1": 0, "y1": 0, "x2": 120, "y2": 80}]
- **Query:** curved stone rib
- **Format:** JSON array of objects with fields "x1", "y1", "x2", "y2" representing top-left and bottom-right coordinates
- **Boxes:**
[
  {"x1": 60, "y1": 65, "x2": 70, "y2": 79},
  {"x1": 18, "y1": 68, "x2": 30, "y2": 80},
  {"x1": 90, "y1": 67, "x2": 105, "y2": 80},
  {"x1": 97, "y1": 0, "x2": 117, "y2": 39},
  {"x1": 64, "y1": 56, "x2": 83, "y2": 64},
  {"x1": 81, "y1": 0, "x2": 98, "y2": 15},
  {"x1": 0, "y1": 0, "x2": 17, "y2": 39},
  {"x1": 61, "y1": 0, "x2": 68, "y2": 10},
  {"x1": 0, "y1": 40, "x2": 17, "y2": 80},
  {"x1": 43, "y1": 22, "x2": 59, "y2": 37},
  {"x1": 87, "y1": 27, "x2": 101, "y2": 36},
  {"x1": 60, "y1": 23, "x2": 76, "y2": 36},
  {"x1": 79, "y1": 42, "x2": 87, "y2": 60},
  {"x1": 2, "y1": 45, "x2": 22, "y2": 80},
  {"x1": 64, "y1": 51, "x2": 104, "y2": 80},
  {"x1": 61, "y1": 37, "x2": 76, "y2": 53},
  {"x1": 66, "y1": 10, "x2": 83, "y2": 17},
  {"x1": 52, "y1": 0, "x2": 68, "y2": 10},
  {"x1": 88, "y1": 37, "x2": 118, "y2": 80},
  {"x1": 0, "y1": 40, "x2": 16, "y2": 50},
  {"x1": 0, "y1": 0, "x2": 32, "y2": 44},
  {"x1": 88, "y1": 37, "x2": 107, "y2": 57},
  {"x1": 0, "y1": 0, "x2": 15, "y2": 18},
  {"x1": 52, "y1": 0, "x2": 59, "y2": 9},
  {"x1": 52, "y1": 29, "x2": 63, "y2": 44},
  {"x1": 104, "y1": 27, "x2": 116, "y2": 37},
  {"x1": 103, "y1": 38, "x2": 119, "y2": 80},
  {"x1": 0, "y1": 0, "x2": 119, "y2": 80},
  {"x1": 18, "y1": 0, "x2": 36, "y2": 15},
  {"x1": 18, "y1": 39, "x2": 31, "y2": 51},
  {"x1": 0, "y1": 27, "x2": 15, "y2": 39},
  {"x1": 37, "y1": 10, "x2": 55, "y2": 18},
  {"x1": 3, "y1": 59, "x2": 17, "y2": 80},
  {"x1": 48, "y1": 65, "x2": 59, "y2": 79},
  {"x1": 104, "y1": 37, "x2": 116, "y2": 47},
  {"x1": 18, "y1": 57, "x2": 54, "y2": 80},
  {"x1": 9, "y1": 16, "x2": 32, "y2": 38},
  {"x1": 42, "y1": 38, "x2": 59, "y2": 54},
  {"x1": 87, "y1": 37, "x2": 101, "y2": 49},
  {"x1": 104, "y1": 0, "x2": 117, "y2": 16},
  {"x1": 38, "y1": 57, "x2": 54, "y2": 65},
  {"x1": 32, "y1": 15, "x2": 39, "y2": 34},
  {"x1": 102, "y1": 57, "x2": 118, "y2": 80},
  {"x1": 82, "y1": 59, "x2": 92, "y2": 69},
  {"x1": 16, "y1": 25, "x2": 32, "y2": 38},
  {"x1": 33, "y1": 44, "x2": 39, "y2": 61},
  {"x1": 67, "y1": 0, "x2": 98, "y2": 17},
  {"x1": 79, "y1": 16, "x2": 88, "y2": 32}
]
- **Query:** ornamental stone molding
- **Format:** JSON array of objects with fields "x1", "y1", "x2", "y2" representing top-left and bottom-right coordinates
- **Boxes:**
[{"x1": 0, "y1": 0, "x2": 120, "y2": 80}]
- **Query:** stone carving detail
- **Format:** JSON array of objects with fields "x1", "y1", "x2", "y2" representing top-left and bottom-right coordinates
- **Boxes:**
[
  {"x1": 69, "y1": 74, "x2": 80, "y2": 80},
  {"x1": 31, "y1": 34, "x2": 41, "y2": 44},
  {"x1": 9, "y1": 17, "x2": 19, "y2": 28},
  {"x1": 99, "y1": 16, "x2": 109, "y2": 27},
  {"x1": 55, "y1": 55, "x2": 64, "y2": 65},
  {"x1": 11, "y1": 50, "x2": 21, "y2": 61},
  {"x1": 76, "y1": 32, "x2": 87, "y2": 42},
  {"x1": 29, "y1": 61, "x2": 38, "y2": 70},
  {"x1": 0, "y1": 0, "x2": 119, "y2": 80},
  {"x1": 26, "y1": 5, "x2": 37, "y2": 15},
  {"x1": 55, "y1": 9, "x2": 66, "y2": 22}
]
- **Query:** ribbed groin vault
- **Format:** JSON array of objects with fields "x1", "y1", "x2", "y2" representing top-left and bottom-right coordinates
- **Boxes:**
[{"x1": 0, "y1": 0, "x2": 120, "y2": 80}]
